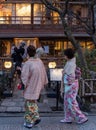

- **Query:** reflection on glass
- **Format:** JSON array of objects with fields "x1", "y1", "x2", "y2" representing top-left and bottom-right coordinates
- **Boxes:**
[
  {"x1": 34, "y1": 4, "x2": 45, "y2": 24},
  {"x1": 0, "y1": 40, "x2": 11, "y2": 56},
  {"x1": 64, "y1": 41, "x2": 67, "y2": 49},
  {"x1": 53, "y1": 12, "x2": 60, "y2": 24},
  {"x1": 55, "y1": 41, "x2": 61, "y2": 50},
  {"x1": 0, "y1": 4, "x2": 12, "y2": 24},
  {"x1": 68, "y1": 41, "x2": 72, "y2": 48},
  {"x1": 80, "y1": 41, "x2": 86, "y2": 49},
  {"x1": 16, "y1": 4, "x2": 31, "y2": 24}
]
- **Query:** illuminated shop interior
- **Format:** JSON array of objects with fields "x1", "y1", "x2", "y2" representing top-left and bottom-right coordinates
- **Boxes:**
[
  {"x1": 0, "y1": 3, "x2": 86, "y2": 25},
  {"x1": 0, "y1": 38, "x2": 94, "y2": 57}
]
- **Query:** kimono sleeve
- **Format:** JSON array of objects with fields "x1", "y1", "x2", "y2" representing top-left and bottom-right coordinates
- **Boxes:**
[
  {"x1": 40, "y1": 60, "x2": 48, "y2": 87},
  {"x1": 21, "y1": 62, "x2": 30, "y2": 87},
  {"x1": 64, "y1": 63, "x2": 76, "y2": 75}
]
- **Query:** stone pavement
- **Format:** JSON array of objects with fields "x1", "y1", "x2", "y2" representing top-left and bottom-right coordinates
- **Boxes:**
[
  {"x1": 0, "y1": 115, "x2": 95, "y2": 130},
  {"x1": 0, "y1": 76, "x2": 64, "y2": 113},
  {"x1": 0, "y1": 85, "x2": 52, "y2": 113}
]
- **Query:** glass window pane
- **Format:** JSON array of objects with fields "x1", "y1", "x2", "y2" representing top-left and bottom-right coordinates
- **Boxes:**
[
  {"x1": 0, "y1": 40, "x2": 11, "y2": 56},
  {"x1": 34, "y1": 4, "x2": 45, "y2": 24},
  {"x1": 0, "y1": 4, "x2": 12, "y2": 24},
  {"x1": 86, "y1": 42, "x2": 94, "y2": 50},
  {"x1": 16, "y1": 4, "x2": 31, "y2": 24},
  {"x1": 53, "y1": 12, "x2": 60, "y2": 24}
]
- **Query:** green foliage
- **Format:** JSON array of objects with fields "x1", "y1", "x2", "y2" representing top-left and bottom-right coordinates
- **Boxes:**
[
  {"x1": 75, "y1": 48, "x2": 96, "y2": 78},
  {"x1": 90, "y1": 49, "x2": 96, "y2": 59},
  {"x1": 85, "y1": 49, "x2": 96, "y2": 71}
]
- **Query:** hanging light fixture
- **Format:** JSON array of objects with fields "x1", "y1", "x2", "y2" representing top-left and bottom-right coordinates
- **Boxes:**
[
  {"x1": 4, "y1": 61, "x2": 12, "y2": 69},
  {"x1": 48, "y1": 61, "x2": 56, "y2": 69}
]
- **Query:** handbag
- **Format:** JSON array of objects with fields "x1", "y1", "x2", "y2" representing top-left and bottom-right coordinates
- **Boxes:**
[{"x1": 17, "y1": 82, "x2": 25, "y2": 90}]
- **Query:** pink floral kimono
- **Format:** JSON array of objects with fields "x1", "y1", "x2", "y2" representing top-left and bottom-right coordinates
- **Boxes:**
[{"x1": 61, "y1": 57, "x2": 88, "y2": 124}]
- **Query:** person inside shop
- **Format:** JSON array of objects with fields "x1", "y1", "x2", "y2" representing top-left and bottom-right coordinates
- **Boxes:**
[
  {"x1": 11, "y1": 41, "x2": 26, "y2": 78},
  {"x1": 11, "y1": 43, "x2": 17, "y2": 62},
  {"x1": 36, "y1": 42, "x2": 45, "y2": 58}
]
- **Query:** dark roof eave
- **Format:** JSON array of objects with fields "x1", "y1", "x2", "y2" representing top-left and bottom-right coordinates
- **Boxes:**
[{"x1": 0, "y1": 33, "x2": 90, "y2": 38}]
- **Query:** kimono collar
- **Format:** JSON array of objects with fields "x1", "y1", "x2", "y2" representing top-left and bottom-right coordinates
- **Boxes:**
[
  {"x1": 28, "y1": 57, "x2": 38, "y2": 61},
  {"x1": 67, "y1": 57, "x2": 76, "y2": 64}
]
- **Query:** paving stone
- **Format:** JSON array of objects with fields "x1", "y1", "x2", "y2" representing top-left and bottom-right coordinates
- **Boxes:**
[
  {"x1": 1, "y1": 101, "x2": 16, "y2": 106},
  {"x1": 90, "y1": 104, "x2": 96, "y2": 108},
  {"x1": 12, "y1": 98, "x2": 24, "y2": 102},
  {"x1": 21, "y1": 107, "x2": 25, "y2": 112},
  {"x1": 1, "y1": 98, "x2": 12, "y2": 102},
  {"x1": 0, "y1": 107, "x2": 6, "y2": 112},
  {"x1": 15, "y1": 102, "x2": 25, "y2": 107},
  {"x1": 38, "y1": 103, "x2": 52, "y2": 113},
  {"x1": 6, "y1": 107, "x2": 21, "y2": 112}
]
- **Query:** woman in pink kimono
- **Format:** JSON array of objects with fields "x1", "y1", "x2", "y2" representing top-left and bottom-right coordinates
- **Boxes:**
[
  {"x1": 21, "y1": 45, "x2": 48, "y2": 128},
  {"x1": 60, "y1": 48, "x2": 88, "y2": 124}
]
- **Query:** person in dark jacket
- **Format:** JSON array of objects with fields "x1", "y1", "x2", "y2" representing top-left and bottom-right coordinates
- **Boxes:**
[{"x1": 14, "y1": 42, "x2": 25, "y2": 77}]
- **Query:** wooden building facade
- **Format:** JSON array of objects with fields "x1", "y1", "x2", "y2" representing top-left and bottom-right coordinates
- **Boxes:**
[{"x1": 0, "y1": 0, "x2": 94, "y2": 56}]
